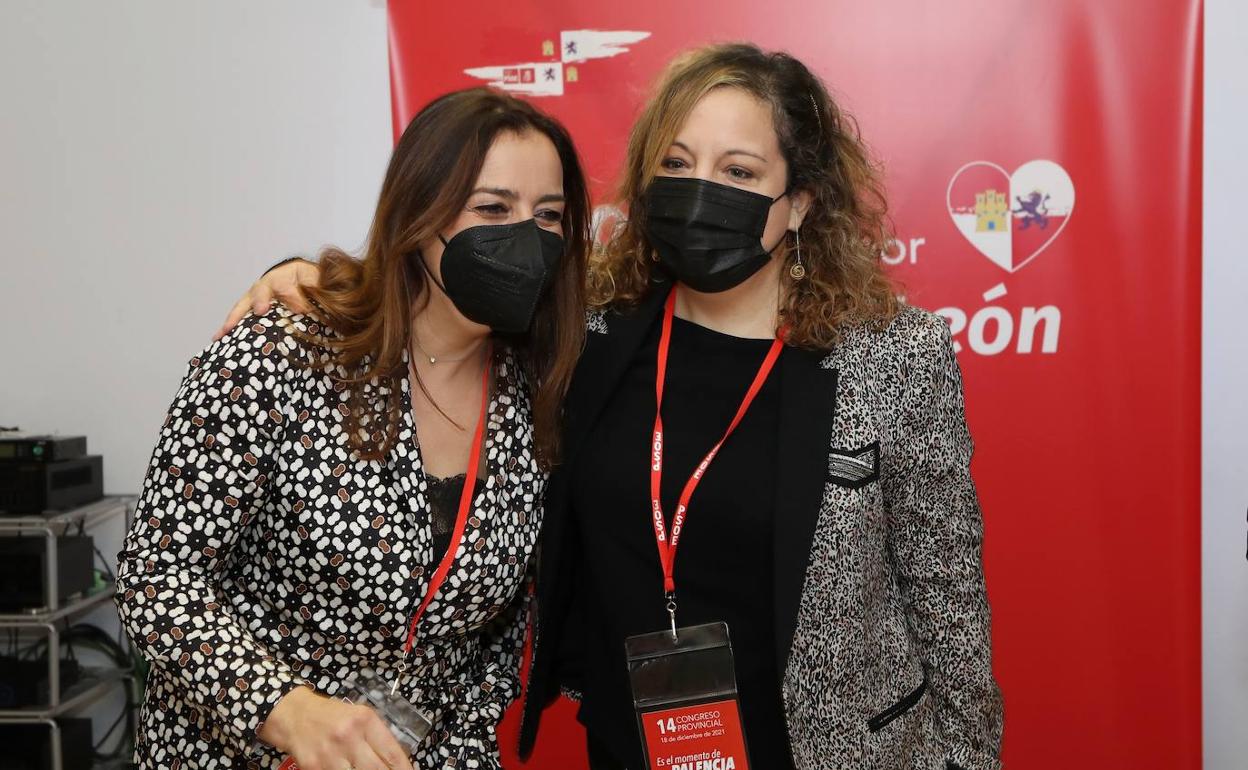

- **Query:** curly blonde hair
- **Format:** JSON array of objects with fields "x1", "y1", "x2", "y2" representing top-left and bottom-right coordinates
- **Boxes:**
[{"x1": 589, "y1": 43, "x2": 898, "y2": 349}]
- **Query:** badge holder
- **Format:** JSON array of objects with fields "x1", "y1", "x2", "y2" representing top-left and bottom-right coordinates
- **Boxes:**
[
  {"x1": 625, "y1": 621, "x2": 751, "y2": 770},
  {"x1": 346, "y1": 669, "x2": 434, "y2": 749},
  {"x1": 276, "y1": 671, "x2": 433, "y2": 769}
]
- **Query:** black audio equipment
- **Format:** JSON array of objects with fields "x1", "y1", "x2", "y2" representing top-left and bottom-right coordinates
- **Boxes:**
[
  {"x1": 0, "y1": 435, "x2": 87, "y2": 463},
  {"x1": 0, "y1": 716, "x2": 93, "y2": 769},
  {"x1": 0, "y1": 536, "x2": 96, "y2": 611},
  {"x1": 0, "y1": 456, "x2": 103, "y2": 513},
  {"x1": 0, "y1": 656, "x2": 83, "y2": 709}
]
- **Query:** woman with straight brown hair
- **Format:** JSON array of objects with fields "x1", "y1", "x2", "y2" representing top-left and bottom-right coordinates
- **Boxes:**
[
  {"x1": 228, "y1": 43, "x2": 1003, "y2": 770},
  {"x1": 116, "y1": 87, "x2": 590, "y2": 770}
]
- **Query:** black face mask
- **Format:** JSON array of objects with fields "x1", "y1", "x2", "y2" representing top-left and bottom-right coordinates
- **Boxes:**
[
  {"x1": 422, "y1": 219, "x2": 563, "y2": 334},
  {"x1": 641, "y1": 176, "x2": 785, "y2": 293}
]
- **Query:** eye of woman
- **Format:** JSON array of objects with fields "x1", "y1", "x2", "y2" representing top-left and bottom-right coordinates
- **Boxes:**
[
  {"x1": 536, "y1": 207, "x2": 564, "y2": 224},
  {"x1": 660, "y1": 157, "x2": 689, "y2": 172},
  {"x1": 726, "y1": 165, "x2": 755, "y2": 181},
  {"x1": 472, "y1": 202, "x2": 509, "y2": 217}
]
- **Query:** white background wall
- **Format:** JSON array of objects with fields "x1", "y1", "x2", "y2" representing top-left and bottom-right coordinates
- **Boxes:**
[
  {"x1": 0, "y1": 0, "x2": 1243, "y2": 766},
  {"x1": 0, "y1": 0, "x2": 391, "y2": 752},
  {"x1": 0, "y1": 0, "x2": 391, "y2": 495},
  {"x1": 1202, "y1": 2, "x2": 1248, "y2": 768}
]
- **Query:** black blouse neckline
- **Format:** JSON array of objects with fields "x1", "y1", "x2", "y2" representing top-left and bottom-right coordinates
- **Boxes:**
[{"x1": 669, "y1": 314, "x2": 778, "y2": 346}]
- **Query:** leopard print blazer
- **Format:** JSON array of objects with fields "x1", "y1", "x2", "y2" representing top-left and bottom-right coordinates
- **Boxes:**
[
  {"x1": 780, "y1": 304, "x2": 1004, "y2": 769},
  {"x1": 521, "y1": 288, "x2": 1003, "y2": 770}
]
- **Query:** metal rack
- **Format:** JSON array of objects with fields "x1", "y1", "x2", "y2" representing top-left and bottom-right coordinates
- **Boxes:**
[{"x1": 0, "y1": 496, "x2": 136, "y2": 769}]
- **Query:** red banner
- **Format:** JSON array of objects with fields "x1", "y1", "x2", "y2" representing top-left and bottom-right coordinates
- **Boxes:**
[{"x1": 388, "y1": 2, "x2": 1203, "y2": 767}]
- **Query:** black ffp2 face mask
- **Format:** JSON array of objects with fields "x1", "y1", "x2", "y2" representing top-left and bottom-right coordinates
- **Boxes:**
[
  {"x1": 641, "y1": 176, "x2": 785, "y2": 293},
  {"x1": 423, "y1": 218, "x2": 564, "y2": 334}
]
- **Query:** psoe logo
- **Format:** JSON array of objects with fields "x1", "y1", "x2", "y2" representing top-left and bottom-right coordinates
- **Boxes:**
[
  {"x1": 940, "y1": 159, "x2": 1075, "y2": 355},
  {"x1": 463, "y1": 30, "x2": 651, "y2": 97}
]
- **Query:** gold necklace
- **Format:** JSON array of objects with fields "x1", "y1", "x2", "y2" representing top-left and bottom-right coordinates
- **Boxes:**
[{"x1": 410, "y1": 331, "x2": 479, "y2": 365}]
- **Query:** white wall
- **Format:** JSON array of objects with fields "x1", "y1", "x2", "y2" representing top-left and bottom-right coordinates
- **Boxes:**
[
  {"x1": 0, "y1": 0, "x2": 390, "y2": 751},
  {"x1": 1203, "y1": 2, "x2": 1248, "y2": 768},
  {"x1": 0, "y1": 0, "x2": 390, "y2": 494}
]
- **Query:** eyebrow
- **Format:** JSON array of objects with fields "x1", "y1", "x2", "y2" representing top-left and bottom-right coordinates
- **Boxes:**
[
  {"x1": 671, "y1": 141, "x2": 768, "y2": 163},
  {"x1": 471, "y1": 187, "x2": 566, "y2": 205}
]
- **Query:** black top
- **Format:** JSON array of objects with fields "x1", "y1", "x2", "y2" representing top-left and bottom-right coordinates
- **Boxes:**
[
  {"x1": 424, "y1": 473, "x2": 485, "y2": 560},
  {"x1": 571, "y1": 315, "x2": 795, "y2": 769}
]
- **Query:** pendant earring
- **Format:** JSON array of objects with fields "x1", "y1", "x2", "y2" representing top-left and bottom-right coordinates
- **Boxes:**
[{"x1": 789, "y1": 228, "x2": 807, "y2": 280}]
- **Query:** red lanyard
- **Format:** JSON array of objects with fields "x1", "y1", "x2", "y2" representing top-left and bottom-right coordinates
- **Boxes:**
[
  {"x1": 400, "y1": 345, "x2": 492, "y2": 656},
  {"x1": 649, "y1": 291, "x2": 784, "y2": 601}
]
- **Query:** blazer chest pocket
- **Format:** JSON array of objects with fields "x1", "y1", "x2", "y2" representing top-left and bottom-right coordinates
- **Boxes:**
[{"x1": 827, "y1": 441, "x2": 880, "y2": 488}]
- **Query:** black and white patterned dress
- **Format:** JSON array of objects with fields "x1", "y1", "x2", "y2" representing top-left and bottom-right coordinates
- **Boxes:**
[{"x1": 116, "y1": 304, "x2": 544, "y2": 769}]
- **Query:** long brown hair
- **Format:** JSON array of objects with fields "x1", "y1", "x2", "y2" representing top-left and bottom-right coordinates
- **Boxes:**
[
  {"x1": 300, "y1": 88, "x2": 589, "y2": 469},
  {"x1": 591, "y1": 43, "x2": 898, "y2": 348}
]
